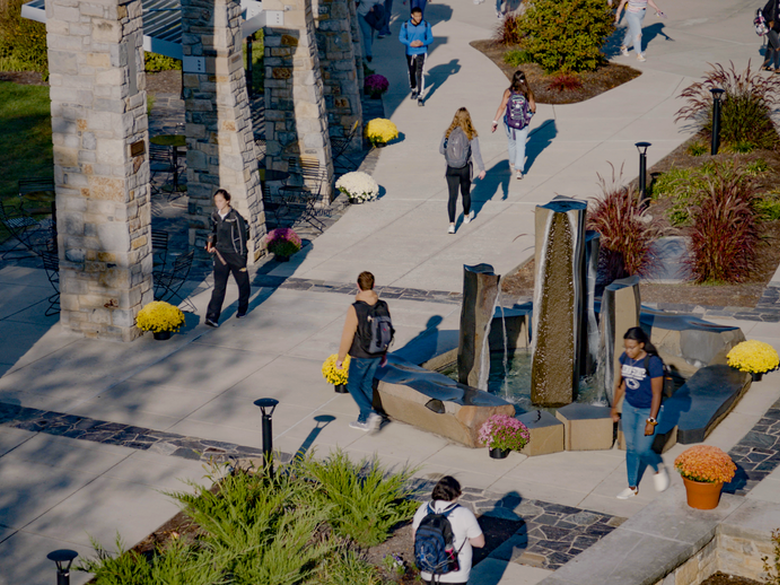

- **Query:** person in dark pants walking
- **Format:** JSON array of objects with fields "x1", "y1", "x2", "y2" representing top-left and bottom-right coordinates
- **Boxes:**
[
  {"x1": 205, "y1": 189, "x2": 250, "y2": 327},
  {"x1": 399, "y1": 7, "x2": 433, "y2": 106},
  {"x1": 762, "y1": 0, "x2": 780, "y2": 71},
  {"x1": 336, "y1": 271, "x2": 389, "y2": 432}
]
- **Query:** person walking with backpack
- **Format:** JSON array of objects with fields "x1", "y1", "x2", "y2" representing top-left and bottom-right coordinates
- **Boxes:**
[
  {"x1": 413, "y1": 476, "x2": 484, "y2": 584},
  {"x1": 761, "y1": 0, "x2": 780, "y2": 71},
  {"x1": 336, "y1": 271, "x2": 394, "y2": 432},
  {"x1": 491, "y1": 69, "x2": 536, "y2": 180},
  {"x1": 205, "y1": 189, "x2": 250, "y2": 327},
  {"x1": 610, "y1": 327, "x2": 670, "y2": 499},
  {"x1": 399, "y1": 6, "x2": 433, "y2": 106},
  {"x1": 440, "y1": 107, "x2": 486, "y2": 234}
]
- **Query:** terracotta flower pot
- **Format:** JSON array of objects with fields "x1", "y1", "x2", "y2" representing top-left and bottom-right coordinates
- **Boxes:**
[
  {"x1": 489, "y1": 447, "x2": 510, "y2": 459},
  {"x1": 153, "y1": 330, "x2": 172, "y2": 341},
  {"x1": 334, "y1": 384, "x2": 348, "y2": 394},
  {"x1": 683, "y1": 477, "x2": 724, "y2": 509}
]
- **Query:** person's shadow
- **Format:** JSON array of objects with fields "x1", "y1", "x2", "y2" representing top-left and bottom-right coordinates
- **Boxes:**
[
  {"x1": 470, "y1": 491, "x2": 527, "y2": 585},
  {"x1": 523, "y1": 118, "x2": 557, "y2": 174},
  {"x1": 471, "y1": 161, "x2": 511, "y2": 219},
  {"x1": 642, "y1": 22, "x2": 674, "y2": 47},
  {"x1": 425, "y1": 59, "x2": 461, "y2": 101}
]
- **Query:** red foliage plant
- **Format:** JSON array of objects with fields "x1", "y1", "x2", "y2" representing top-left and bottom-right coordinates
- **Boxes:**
[
  {"x1": 587, "y1": 164, "x2": 664, "y2": 282},
  {"x1": 494, "y1": 14, "x2": 524, "y2": 46},
  {"x1": 686, "y1": 163, "x2": 759, "y2": 284},
  {"x1": 547, "y1": 73, "x2": 582, "y2": 92}
]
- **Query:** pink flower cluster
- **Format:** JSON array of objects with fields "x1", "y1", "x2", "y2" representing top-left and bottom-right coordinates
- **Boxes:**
[
  {"x1": 265, "y1": 228, "x2": 302, "y2": 247},
  {"x1": 478, "y1": 414, "x2": 530, "y2": 451}
]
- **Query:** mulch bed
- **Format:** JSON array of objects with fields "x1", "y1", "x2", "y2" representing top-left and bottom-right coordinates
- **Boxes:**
[
  {"x1": 699, "y1": 572, "x2": 762, "y2": 585},
  {"x1": 0, "y1": 71, "x2": 46, "y2": 85},
  {"x1": 470, "y1": 39, "x2": 641, "y2": 104}
]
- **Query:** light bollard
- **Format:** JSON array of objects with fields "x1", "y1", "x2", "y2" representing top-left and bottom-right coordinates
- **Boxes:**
[
  {"x1": 710, "y1": 88, "x2": 725, "y2": 155},
  {"x1": 47, "y1": 550, "x2": 78, "y2": 585},
  {"x1": 635, "y1": 142, "x2": 651, "y2": 206},
  {"x1": 253, "y1": 398, "x2": 279, "y2": 477}
]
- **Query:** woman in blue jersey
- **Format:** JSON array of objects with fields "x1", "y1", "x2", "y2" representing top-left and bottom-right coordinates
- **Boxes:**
[{"x1": 610, "y1": 327, "x2": 670, "y2": 499}]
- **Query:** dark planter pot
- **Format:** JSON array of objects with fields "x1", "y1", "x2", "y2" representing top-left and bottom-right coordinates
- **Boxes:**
[
  {"x1": 751, "y1": 372, "x2": 764, "y2": 382},
  {"x1": 153, "y1": 330, "x2": 172, "y2": 341},
  {"x1": 489, "y1": 447, "x2": 510, "y2": 459},
  {"x1": 274, "y1": 254, "x2": 290, "y2": 262},
  {"x1": 373, "y1": 141, "x2": 386, "y2": 148},
  {"x1": 334, "y1": 384, "x2": 348, "y2": 394}
]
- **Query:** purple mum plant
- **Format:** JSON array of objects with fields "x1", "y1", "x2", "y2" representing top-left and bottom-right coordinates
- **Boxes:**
[
  {"x1": 264, "y1": 228, "x2": 302, "y2": 257},
  {"x1": 478, "y1": 414, "x2": 530, "y2": 452},
  {"x1": 364, "y1": 74, "x2": 389, "y2": 98}
]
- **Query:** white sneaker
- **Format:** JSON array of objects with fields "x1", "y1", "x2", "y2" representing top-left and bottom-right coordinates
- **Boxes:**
[
  {"x1": 654, "y1": 466, "x2": 670, "y2": 492},
  {"x1": 349, "y1": 420, "x2": 371, "y2": 432},
  {"x1": 448, "y1": 224, "x2": 455, "y2": 234},
  {"x1": 637, "y1": 53, "x2": 646, "y2": 62},
  {"x1": 367, "y1": 413, "x2": 382, "y2": 432},
  {"x1": 620, "y1": 46, "x2": 629, "y2": 57},
  {"x1": 616, "y1": 486, "x2": 638, "y2": 499},
  {"x1": 516, "y1": 170, "x2": 523, "y2": 180},
  {"x1": 464, "y1": 210, "x2": 474, "y2": 224}
]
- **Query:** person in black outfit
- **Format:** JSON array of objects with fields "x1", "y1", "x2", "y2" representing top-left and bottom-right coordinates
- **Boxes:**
[
  {"x1": 205, "y1": 189, "x2": 250, "y2": 327},
  {"x1": 762, "y1": 0, "x2": 780, "y2": 71}
]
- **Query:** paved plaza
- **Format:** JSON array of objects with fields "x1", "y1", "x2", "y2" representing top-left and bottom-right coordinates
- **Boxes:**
[{"x1": 2, "y1": 0, "x2": 780, "y2": 582}]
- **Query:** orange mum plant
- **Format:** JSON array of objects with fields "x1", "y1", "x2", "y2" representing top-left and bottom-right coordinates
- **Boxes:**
[{"x1": 674, "y1": 445, "x2": 737, "y2": 484}]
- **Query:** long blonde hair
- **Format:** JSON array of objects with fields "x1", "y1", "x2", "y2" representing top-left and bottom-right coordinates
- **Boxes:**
[{"x1": 445, "y1": 107, "x2": 478, "y2": 141}]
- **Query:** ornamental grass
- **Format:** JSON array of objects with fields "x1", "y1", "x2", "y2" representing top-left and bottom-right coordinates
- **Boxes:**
[
  {"x1": 365, "y1": 118, "x2": 398, "y2": 146},
  {"x1": 726, "y1": 340, "x2": 779, "y2": 374},
  {"x1": 478, "y1": 414, "x2": 530, "y2": 452},
  {"x1": 674, "y1": 445, "x2": 737, "y2": 484},
  {"x1": 264, "y1": 227, "x2": 302, "y2": 257},
  {"x1": 322, "y1": 354, "x2": 350, "y2": 385},
  {"x1": 136, "y1": 301, "x2": 185, "y2": 333},
  {"x1": 335, "y1": 171, "x2": 379, "y2": 203}
]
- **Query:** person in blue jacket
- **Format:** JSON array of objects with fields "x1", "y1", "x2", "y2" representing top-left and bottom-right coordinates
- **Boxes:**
[{"x1": 398, "y1": 7, "x2": 433, "y2": 106}]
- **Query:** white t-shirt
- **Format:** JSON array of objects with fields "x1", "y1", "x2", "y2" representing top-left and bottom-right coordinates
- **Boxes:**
[{"x1": 412, "y1": 500, "x2": 483, "y2": 583}]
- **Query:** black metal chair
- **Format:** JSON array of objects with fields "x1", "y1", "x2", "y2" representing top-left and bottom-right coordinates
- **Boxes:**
[
  {"x1": 331, "y1": 119, "x2": 362, "y2": 174},
  {"x1": 278, "y1": 157, "x2": 328, "y2": 232},
  {"x1": 151, "y1": 230, "x2": 169, "y2": 269},
  {"x1": 40, "y1": 251, "x2": 60, "y2": 316},
  {"x1": 153, "y1": 250, "x2": 195, "y2": 310},
  {"x1": 0, "y1": 200, "x2": 54, "y2": 259}
]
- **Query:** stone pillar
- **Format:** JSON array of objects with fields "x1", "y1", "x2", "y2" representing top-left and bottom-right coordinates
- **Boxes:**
[
  {"x1": 263, "y1": 0, "x2": 334, "y2": 201},
  {"x1": 531, "y1": 198, "x2": 587, "y2": 407},
  {"x1": 313, "y1": 0, "x2": 363, "y2": 155},
  {"x1": 348, "y1": 0, "x2": 364, "y2": 91},
  {"x1": 458, "y1": 263, "x2": 500, "y2": 391},
  {"x1": 598, "y1": 275, "x2": 641, "y2": 406},
  {"x1": 181, "y1": 0, "x2": 266, "y2": 262},
  {"x1": 47, "y1": 0, "x2": 152, "y2": 341}
]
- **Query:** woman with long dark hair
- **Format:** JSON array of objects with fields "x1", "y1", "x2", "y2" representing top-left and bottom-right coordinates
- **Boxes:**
[
  {"x1": 610, "y1": 327, "x2": 670, "y2": 499},
  {"x1": 491, "y1": 69, "x2": 536, "y2": 180},
  {"x1": 439, "y1": 107, "x2": 486, "y2": 234}
]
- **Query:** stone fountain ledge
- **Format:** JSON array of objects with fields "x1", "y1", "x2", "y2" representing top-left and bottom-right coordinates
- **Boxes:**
[{"x1": 537, "y1": 487, "x2": 780, "y2": 585}]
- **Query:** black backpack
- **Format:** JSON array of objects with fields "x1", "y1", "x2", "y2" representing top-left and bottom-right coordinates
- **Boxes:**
[
  {"x1": 358, "y1": 300, "x2": 394, "y2": 355},
  {"x1": 643, "y1": 353, "x2": 675, "y2": 398},
  {"x1": 444, "y1": 127, "x2": 471, "y2": 169},
  {"x1": 414, "y1": 503, "x2": 461, "y2": 576}
]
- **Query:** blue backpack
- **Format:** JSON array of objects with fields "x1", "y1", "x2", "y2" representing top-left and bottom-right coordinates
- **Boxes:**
[{"x1": 414, "y1": 503, "x2": 461, "y2": 576}]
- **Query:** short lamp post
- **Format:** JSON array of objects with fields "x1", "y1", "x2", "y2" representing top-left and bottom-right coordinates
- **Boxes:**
[
  {"x1": 635, "y1": 142, "x2": 651, "y2": 205},
  {"x1": 47, "y1": 550, "x2": 78, "y2": 585},
  {"x1": 253, "y1": 398, "x2": 279, "y2": 477},
  {"x1": 710, "y1": 88, "x2": 725, "y2": 155}
]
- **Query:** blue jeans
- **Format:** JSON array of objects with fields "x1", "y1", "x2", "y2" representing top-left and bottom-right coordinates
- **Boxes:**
[
  {"x1": 347, "y1": 356, "x2": 381, "y2": 423},
  {"x1": 410, "y1": 0, "x2": 427, "y2": 17},
  {"x1": 622, "y1": 9, "x2": 645, "y2": 55},
  {"x1": 358, "y1": 14, "x2": 374, "y2": 59},
  {"x1": 380, "y1": 0, "x2": 393, "y2": 35},
  {"x1": 504, "y1": 122, "x2": 530, "y2": 172},
  {"x1": 623, "y1": 400, "x2": 664, "y2": 488}
]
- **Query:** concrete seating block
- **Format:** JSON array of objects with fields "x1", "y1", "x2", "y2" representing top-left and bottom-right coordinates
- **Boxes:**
[
  {"x1": 555, "y1": 403, "x2": 614, "y2": 451},
  {"x1": 517, "y1": 410, "x2": 564, "y2": 456}
]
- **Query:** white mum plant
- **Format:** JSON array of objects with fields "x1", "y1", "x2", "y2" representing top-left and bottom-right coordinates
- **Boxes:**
[{"x1": 335, "y1": 171, "x2": 379, "y2": 203}]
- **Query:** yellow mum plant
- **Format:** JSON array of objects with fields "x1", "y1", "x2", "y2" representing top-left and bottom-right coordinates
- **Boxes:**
[
  {"x1": 322, "y1": 354, "x2": 350, "y2": 385},
  {"x1": 365, "y1": 118, "x2": 399, "y2": 146},
  {"x1": 674, "y1": 445, "x2": 736, "y2": 484},
  {"x1": 727, "y1": 340, "x2": 779, "y2": 374},
  {"x1": 136, "y1": 301, "x2": 185, "y2": 334}
]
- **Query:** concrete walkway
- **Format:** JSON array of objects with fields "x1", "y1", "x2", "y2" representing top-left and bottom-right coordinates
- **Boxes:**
[{"x1": 1, "y1": 1, "x2": 780, "y2": 583}]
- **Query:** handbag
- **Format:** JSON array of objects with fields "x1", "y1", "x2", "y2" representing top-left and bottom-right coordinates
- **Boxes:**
[{"x1": 364, "y1": 3, "x2": 386, "y2": 31}]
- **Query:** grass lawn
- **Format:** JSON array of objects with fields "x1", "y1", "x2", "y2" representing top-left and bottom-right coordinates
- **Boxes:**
[{"x1": 0, "y1": 81, "x2": 52, "y2": 204}]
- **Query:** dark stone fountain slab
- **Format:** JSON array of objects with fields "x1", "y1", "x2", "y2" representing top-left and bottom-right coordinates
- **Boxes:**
[{"x1": 656, "y1": 364, "x2": 752, "y2": 444}]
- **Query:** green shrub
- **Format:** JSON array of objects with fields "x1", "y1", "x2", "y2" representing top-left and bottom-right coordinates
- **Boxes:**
[
  {"x1": 763, "y1": 528, "x2": 780, "y2": 584},
  {"x1": 726, "y1": 140, "x2": 756, "y2": 154},
  {"x1": 494, "y1": 14, "x2": 524, "y2": 45},
  {"x1": 650, "y1": 165, "x2": 709, "y2": 226},
  {"x1": 144, "y1": 52, "x2": 181, "y2": 72},
  {"x1": 686, "y1": 141, "x2": 707, "y2": 156},
  {"x1": 0, "y1": 0, "x2": 48, "y2": 77},
  {"x1": 503, "y1": 48, "x2": 534, "y2": 67},
  {"x1": 319, "y1": 548, "x2": 384, "y2": 585},
  {"x1": 687, "y1": 163, "x2": 759, "y2": 284},
  {"x1": 297, "y1": 450, "x2": 419, "y2": 548},
  {"x1": 516, "y1": 0, "x2": 613, "y2": 72},
  {"x1": 676, "y1": 61, "x2": 780, "y2": 151},
  {"x1": 754, "y1": 192, "x2": 780, "y2": 220},
  {"x1": 745, "y1": 158, "x2": 769, "y2": 176},
  {"x1": 587, "y1": 164, "x2": 665, "y2": 280}
]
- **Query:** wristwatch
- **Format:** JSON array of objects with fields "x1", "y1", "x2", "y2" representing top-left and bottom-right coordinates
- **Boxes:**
[{"x1": 646, "y1": 417, "x2": 658, "y2": 425}]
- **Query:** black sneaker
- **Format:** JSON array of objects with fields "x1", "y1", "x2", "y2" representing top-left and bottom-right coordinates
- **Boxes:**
[
  {"x1": 411, "y1": 91, "x2": 418, "y2": 100},
  {"x1": 418, "y1": 98, "x2": 424, "y2": 107},
  {"x1": 205, "y1": 318, "x2": 219, "y2": 328},
  {"x1": 236, "y1": 313, "x2": 246, "y2": 319}
]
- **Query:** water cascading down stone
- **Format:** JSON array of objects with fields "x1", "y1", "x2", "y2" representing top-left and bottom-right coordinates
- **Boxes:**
[
  {"x1": 531, "y1": 198, "x2": 587, "y2": 406},
  {"x1": 458, "y1": 264, "x2": 500, "y2": 390}
]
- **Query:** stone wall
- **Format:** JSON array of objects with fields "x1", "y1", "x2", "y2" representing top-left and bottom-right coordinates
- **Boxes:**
[
  {"x1": 47, "y1": 0, "x2": 152, "y2": 341},
  {"x1": 181, "y1": 0, "x2": 266, "y2": 261},
  {"x1": 263, "y1": 0, "x2": 334, "y2": 202}
]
